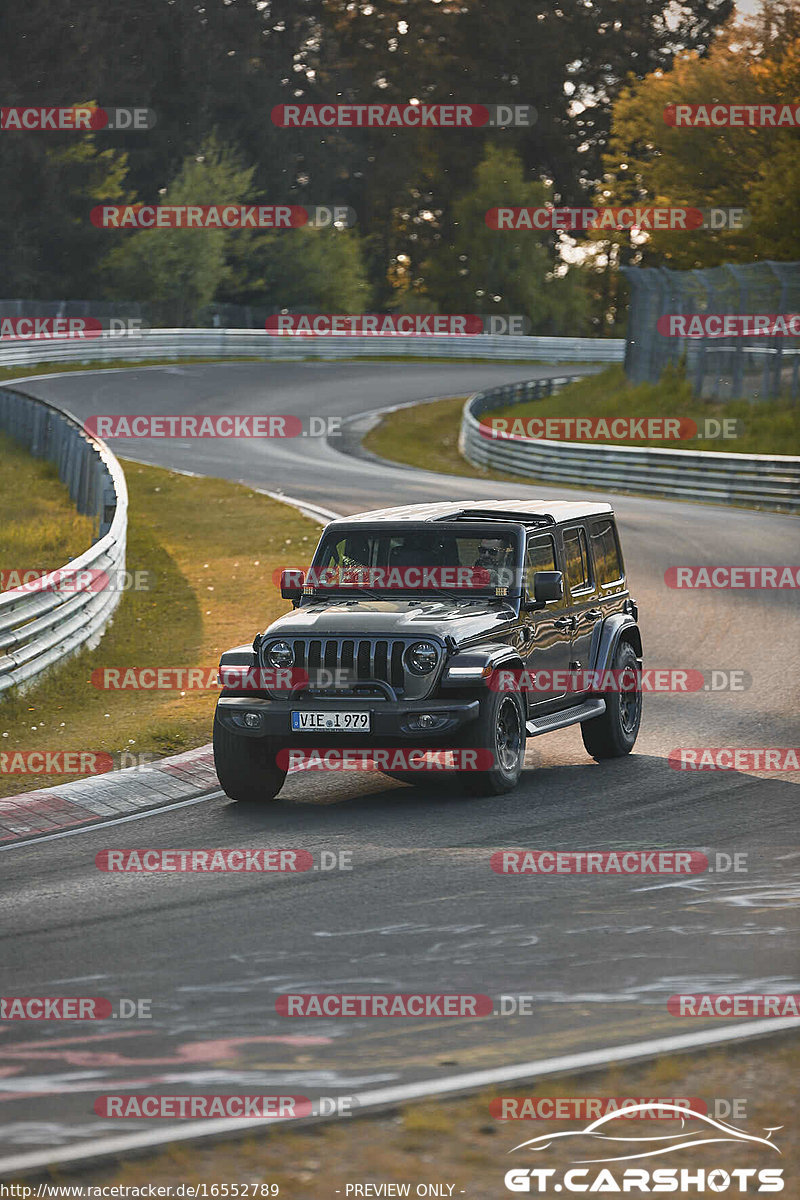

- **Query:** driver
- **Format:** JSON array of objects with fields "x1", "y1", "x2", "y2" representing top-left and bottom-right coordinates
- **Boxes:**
[{"x1": 474, "y1": 538, "x2": 512, "y2": 586}]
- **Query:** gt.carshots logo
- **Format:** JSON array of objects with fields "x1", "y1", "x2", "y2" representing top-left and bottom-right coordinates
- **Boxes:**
[
  {"x1": 503, "y1": 1103, "x2": 784, "y2": 1193},
  {"x1": 265, "y1": 314, "x2": 530, "y2": 335},
  {"x1": 91, "y1": 205, "x2": 355, "y2": 229},
  {"x1": 271, "y1": 103, "x2": 536, "y2": 128},
  {"x1": 0, "y1": 106, "x2": 156, "y2": 130}
]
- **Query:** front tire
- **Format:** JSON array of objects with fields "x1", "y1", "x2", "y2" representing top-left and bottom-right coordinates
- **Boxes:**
[
  {"x1": 581, "y1": 640, "x2": 642, "y2": 760},
  {"x1": 453, "y1": 689, "x2": 526, "y2": 796},
  {"x1": 212, "y1": 710, "x2": 287, "y2": 802}
]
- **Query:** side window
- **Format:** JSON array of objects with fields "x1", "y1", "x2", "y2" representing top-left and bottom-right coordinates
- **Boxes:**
[
  {"x1": 525, "y1": 535, "x2": 556, "y2": 591},
  {"x1": 562, "y1": 527, "x2": 592, "y2": 593},
  {"x1": 590, "y1": 521, "x2": 623, "y2": 586}
]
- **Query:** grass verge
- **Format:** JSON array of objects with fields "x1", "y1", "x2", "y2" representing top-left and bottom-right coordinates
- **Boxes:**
[
  {"x1": 39, "y1": 1034, "x2": 799, "y2": 1193},
  {"x1": 363, "y1": 366, "x2": 800, "y2": 474},
  {"x1": 0, "y1": 456, "x2": 321, "y2": 797},
  {"x1": 0, "y1": 431, "x2": 96, "y2": 577}
]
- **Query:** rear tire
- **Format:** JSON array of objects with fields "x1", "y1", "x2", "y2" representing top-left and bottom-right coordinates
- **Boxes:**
[
  {"x1": 212, "y1": 710, "x2": 287, "y2": 802},
  {"x1": 453, "y1": 689, "x2": 526, "y2": 796},
  {"x1": 581, "y1": 640, "x2": 642, "y2": 760}
]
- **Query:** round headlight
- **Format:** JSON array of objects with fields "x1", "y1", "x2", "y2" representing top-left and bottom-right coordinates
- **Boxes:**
[
  {"x1": 266, "y1": 640, "x2": 294, "y2": 669},
  {"x1": 405, "y1": 641, "x2": 438, "y2": 675}
]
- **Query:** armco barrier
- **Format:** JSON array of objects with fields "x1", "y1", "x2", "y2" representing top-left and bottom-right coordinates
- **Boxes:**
[
  {"x1": 0, "y1": 328, "x2": 625, "y2": 368},
  {"x1": 459, "y1": 376, "x2": 800, "y2": 512},
  {"x1": 0, "y1": 388, "x2": 127, "y2": 693}
]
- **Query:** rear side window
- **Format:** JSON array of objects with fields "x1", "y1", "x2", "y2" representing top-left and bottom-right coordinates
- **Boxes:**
[
  {"x1": 590, "y1": 521, "x2": 623, "y2": 586},
  {"x1": 563, "y1": 527, "x2": 592, "y2": 592}
]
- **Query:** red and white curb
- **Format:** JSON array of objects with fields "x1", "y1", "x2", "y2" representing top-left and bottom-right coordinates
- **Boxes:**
[
  {"x1": 0, "y1": 486, "x2": 337, "y2": 852},
  {"x1": 0, "y1": 743, "x2": 223, "y2": 847}
]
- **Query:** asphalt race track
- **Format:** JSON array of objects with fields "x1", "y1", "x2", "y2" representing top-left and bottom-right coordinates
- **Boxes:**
[{"x1": 1, "y1": 361, "x2": 798, "y2": 1162}]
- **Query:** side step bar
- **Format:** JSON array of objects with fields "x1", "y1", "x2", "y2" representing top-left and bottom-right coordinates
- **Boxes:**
[{"x1": 525, "y1": 698, "x2": 605, "y2": 738}]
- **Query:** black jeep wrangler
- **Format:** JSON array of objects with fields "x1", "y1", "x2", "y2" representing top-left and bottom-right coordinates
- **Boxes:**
[{"x1": 213, "y1": 500, "x2": 642, "y2": 801}]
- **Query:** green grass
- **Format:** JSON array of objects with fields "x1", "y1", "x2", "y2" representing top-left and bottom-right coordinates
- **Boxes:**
[
  {"x1": 0, "y1": 431, "x2": 96, "y2": 579},
  {"x1": 0, "y1": 458, "x2": 321, "y2": 797},
  {"x1": 486, "y1": 365, "x2": 800, "y2": 455},
  {"x1": 363, "y1": 366, "x2": 800, "y2": 486}
]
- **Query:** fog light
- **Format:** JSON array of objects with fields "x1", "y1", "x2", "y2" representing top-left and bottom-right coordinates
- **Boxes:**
[
  {"x1": 243, "y1": 712, "x2": 262, "y2": 729},
  {"x1": 418, "y1": 714, "x2": 437, "y2": 729}
]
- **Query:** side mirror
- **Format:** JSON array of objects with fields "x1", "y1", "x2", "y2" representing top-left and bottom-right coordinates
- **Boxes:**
[
  {"x1": 530, "y1": 570, "x2": 564, "y2": 607},
  {"x1": 280, "y1": 568, "x2": 305, "y2": 601},
  {"x1": 534, "y1": 570, "x2": 564, "y2": 603}
]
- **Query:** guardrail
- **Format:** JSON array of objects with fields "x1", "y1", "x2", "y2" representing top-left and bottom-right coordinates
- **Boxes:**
[
  {"x1": 459, "y1": 376, "x2": 800, "y2": 512},
  {"x1": 0, "y1": 388, "x2": 128, "y2": 693},
  {"x1": 0, "y1": 329, "x2": 625, "y2": 368}
]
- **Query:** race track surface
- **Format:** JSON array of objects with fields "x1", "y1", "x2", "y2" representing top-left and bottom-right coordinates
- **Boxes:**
[{"x1": 2, "y1": 362, "x2": 798, "y2": 1160}]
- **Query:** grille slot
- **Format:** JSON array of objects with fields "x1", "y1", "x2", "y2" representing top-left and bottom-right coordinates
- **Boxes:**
[{"x1": 275, "y1": 637, "x2": 436, "y2": 695}]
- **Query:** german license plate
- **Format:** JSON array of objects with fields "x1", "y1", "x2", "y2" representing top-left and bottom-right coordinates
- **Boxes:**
[{"x1": 291, "y1": 711, "x2": 371, "y2": 732}]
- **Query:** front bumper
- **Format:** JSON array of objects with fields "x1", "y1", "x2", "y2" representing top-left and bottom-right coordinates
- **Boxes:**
[{"x1": 215, "y1": 695, "x2": 480, "y2": 740}]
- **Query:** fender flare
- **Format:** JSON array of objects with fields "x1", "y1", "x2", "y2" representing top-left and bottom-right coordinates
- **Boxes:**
[{"x1": 591, "y1": 615, "x2": 642, "y2": 673}]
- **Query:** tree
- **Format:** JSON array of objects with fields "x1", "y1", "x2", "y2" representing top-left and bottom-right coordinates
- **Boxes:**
[
  {"x1": 421, "y1": 145, "x2": 589, "y2": 335},
  {"x1": 596, "y1": 1, "x2": 800, "y2": 268},
  {"x1": 102, "y1": 135, "x2": 255, "y2": 325},
  {"x1": 0, "y1": 113, "x2": 131, "y2": 297}
]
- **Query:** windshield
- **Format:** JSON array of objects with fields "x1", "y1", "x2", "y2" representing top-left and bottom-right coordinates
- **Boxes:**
[{"x1": 308, "y1": 524, "x2": 521, "y2": 594}]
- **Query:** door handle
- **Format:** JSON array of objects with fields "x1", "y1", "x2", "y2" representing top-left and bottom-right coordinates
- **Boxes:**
[
  {"x1": 554, "y1": 616, "x2": 574, "y2": 631},
  {"x1": 584, "y1": 609, "x2": 602, "y2": 622}
]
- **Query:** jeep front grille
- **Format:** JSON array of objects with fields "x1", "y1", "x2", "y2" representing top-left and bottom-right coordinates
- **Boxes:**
[{"x1": 268, "y1": 636, "x2": 439, "y2": 699}]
